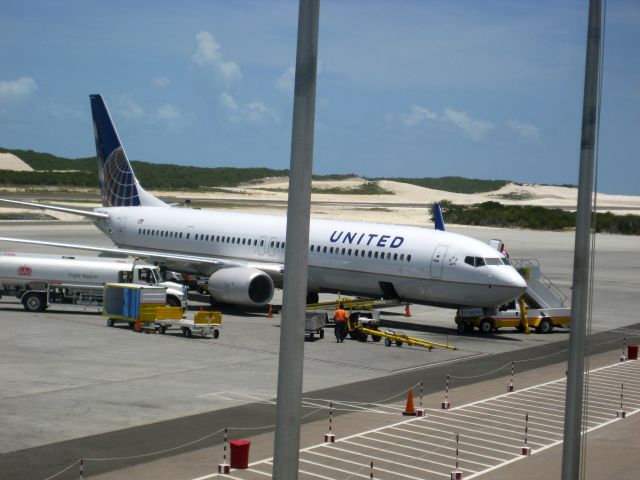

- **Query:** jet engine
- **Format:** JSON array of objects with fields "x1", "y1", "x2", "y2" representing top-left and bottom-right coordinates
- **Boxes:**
[{"x1": 207, "y1": 267, "x2": 274, "y2": 306}]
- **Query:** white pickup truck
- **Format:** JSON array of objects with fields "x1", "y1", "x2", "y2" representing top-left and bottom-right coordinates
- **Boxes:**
[{"x1": 0, "y1": 252, "x2": 187, "y2": 312}]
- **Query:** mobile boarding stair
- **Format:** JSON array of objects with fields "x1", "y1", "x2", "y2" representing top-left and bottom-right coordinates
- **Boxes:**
[{"x1": 510, "y1": 258, "x2": 568, "y2": 309}]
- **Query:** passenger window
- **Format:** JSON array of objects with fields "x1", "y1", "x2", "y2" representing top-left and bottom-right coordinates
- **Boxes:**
[
  {"x1": 282, "y1": 242, "x2": 285, "y2": 249},
  {"x1": 186, "y1": 233, "x2": 190, "y2": 239},
  {"x1": 400, "y1": 254, "x2": 404, "y2": 261},
  {"x1": 368, "y1": 251, "x2": 372, "y2": 258},
  {"x1": 341, "y1": 248, "x2": 346, "y2": 255},
  {"x1": 195, "y1": 234, "x2": 198, "y2": 240},
  {"x1": 407, "y1": 254, "x2": 412, "y2": 262},
  {"x1": 374, "y1": 252, "x2": 379, "y2": 259},
  {"x1": 330, "y1": 247, "x2": 334, "y2": 254},
  {"x1": 323, "y1": 246, "x2": 327, "y2": 253},
  {"x1": 179, "y1": 232, "x2": 183, "y2": 239},
  {"x1": 393, "y1": 253, "x2": 398, "y2": 260},
  {"x1": 276, "y1": 242, "x2": 280, "y2": 248},
  {"x1": 387, "y1": 252, "x2": 391, "y2": 260}
]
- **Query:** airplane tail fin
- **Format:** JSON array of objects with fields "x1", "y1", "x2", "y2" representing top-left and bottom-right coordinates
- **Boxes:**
[
  {"x1": 90, "y1": 94, "x2": 165, "y2": 207},
  {"x1": 433, "y1": 202, "x2": 445, "y2": 231}
]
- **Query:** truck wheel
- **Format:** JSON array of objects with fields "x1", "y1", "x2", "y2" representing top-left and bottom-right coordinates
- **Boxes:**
[
  {"x1": 166, "y1": 296, "x2": 181, "y2": 308},
  {"x1": 213, "y1": 329, "x2": 220, "y2": 339},
  {"x1": 479, "y1": 318, "x2": 493, "y2": 334},
  {"x1": 319, "y1": 329, "x2": 325, "y2": 339},
  {"x1": 107, "y1": 318, "x2": 115, "y2": 327},
  {"x1": 537, "y1": 318, "x2": 553, "y2": 334},
  {"x1": 158, "y1": 325, "x2": 167, "y2": 334},
  {"x1": 457, "y1": 321, "x2": 469, "y2": 334},
  {"x1": 395, "y1": 339, "x2": 403, "y2": 347},
  {"x1": 358, "y1": 332, "x2": 368, "y2": 342},
  {"x1": 384, "y1": 338, "x2": 392, "y2": 347},
  {"x1": 22, "y1": 292, "x2": 46, "y2": 312},
  {"x1": 372, "y1": 334, "x2": 382, "y2": 342},
  {"x1": 182, "y1": 327, "x2": 192, "y2": 338}
]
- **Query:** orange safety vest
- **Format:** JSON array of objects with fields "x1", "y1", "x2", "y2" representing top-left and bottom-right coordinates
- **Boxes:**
[{"x1": 334, "y1": 308, "x2": 349, "y2": 323}]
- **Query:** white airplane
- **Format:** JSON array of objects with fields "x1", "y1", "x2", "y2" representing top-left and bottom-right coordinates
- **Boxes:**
[{"x1": 0, "y1": 94, "x2": 526, "y2": 308}]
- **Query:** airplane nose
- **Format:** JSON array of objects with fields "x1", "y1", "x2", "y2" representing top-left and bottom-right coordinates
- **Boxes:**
[{"x1": 506, "y1": 267, "x2": 528, "y2": 290}]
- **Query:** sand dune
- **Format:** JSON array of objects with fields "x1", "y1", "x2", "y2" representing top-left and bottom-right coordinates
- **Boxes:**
[{"x1": 0, "y1": 153, "x2": 33, "y2": 172}]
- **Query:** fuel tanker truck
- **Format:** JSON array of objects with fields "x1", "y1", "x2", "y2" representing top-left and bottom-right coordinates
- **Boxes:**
[{"x1": 0, "y1": 252, "x2": 187, "y2": 312}]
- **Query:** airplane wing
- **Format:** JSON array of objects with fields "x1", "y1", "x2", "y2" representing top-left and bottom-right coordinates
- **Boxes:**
[
  {"x1": 0, "y1": 236, "x2": 284, "y2": 278},
  {"x1": 0, "y1": 198, "x2": 109, "y2": 219}
]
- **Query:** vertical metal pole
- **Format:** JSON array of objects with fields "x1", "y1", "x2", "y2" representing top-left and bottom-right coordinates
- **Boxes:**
[
  {"x1": 561, "y1": 0, "x2": 603, "y2": 478},
  {"x1": 272, "y1": 1, "x2": 320, "y2": 479}
]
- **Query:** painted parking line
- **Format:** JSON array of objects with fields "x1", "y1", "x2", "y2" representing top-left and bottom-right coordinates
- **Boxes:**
[{"x1": 195, "y1": 360, "x2": 640, "y2": 480}]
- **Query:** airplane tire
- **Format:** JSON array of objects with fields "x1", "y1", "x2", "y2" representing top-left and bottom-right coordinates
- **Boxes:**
[{"x1": 479, "y1": 318, "x2": 493, "y2": 334}]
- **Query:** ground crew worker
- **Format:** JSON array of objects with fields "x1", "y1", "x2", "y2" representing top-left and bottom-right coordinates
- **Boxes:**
[{"x1": 333, "y1": 303, "x2": 349, "y2": 343}]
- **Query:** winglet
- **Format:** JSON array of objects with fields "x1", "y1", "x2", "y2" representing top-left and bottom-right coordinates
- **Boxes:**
[{"x1": 434, "y1": 202, "x2": 445, "y2": 231}]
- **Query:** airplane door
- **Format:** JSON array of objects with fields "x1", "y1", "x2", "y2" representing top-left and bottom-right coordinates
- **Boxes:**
[
  {"x1": 268, "y1": 237, "x2": 277, "y2": 257},
  {"x1": 430, "y1": 245, "x2": 448, "y2": 279},
  {"x1": 115, "y1": 216, "x2": 127, "y2": 244},
  {"x1": 258, "y1": 236, "x2": 267, "y2": 255}
]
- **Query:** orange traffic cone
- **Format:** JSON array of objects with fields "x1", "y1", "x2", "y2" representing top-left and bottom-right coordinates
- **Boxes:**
[
  {"x1": 405, "y1": 304, "x2": 411, "y2": 317},
  {"x1": 134, "y1": 318, "x2": 142, "y2": 332},
  {"x1": 267, "y1": 304, "x2": 273, "y2": 318},
  {"x1": 403, "y1": 389, "x2": 417, "y2": 416}
]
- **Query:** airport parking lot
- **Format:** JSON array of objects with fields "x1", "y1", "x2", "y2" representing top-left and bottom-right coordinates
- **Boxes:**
[{"x1": 1, "y1": 222, "x2": 640, "y2": 479}]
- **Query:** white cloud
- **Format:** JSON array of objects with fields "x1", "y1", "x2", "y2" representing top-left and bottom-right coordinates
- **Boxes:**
[
  {"x1": 390, "y1": 104, "x2": 493, "y2": 142},
  {"x1": 442, "y1": 107, "x2": 494, "y2": 142},
  {"x1": 400, "y1": 105, "x2": 437, "y2": 127},
  {"x1": 219, "y1": 91, "x2": 238, "y2": 111},
  {"x1": 191, "y1": 31, "x2": 241, "y2": 85},
  {"x1": 508, "y1": 120, "x2": 540, "y2": 142},
  {"x1": 112, "y1": 95, "x2": 183, "y2": 130},
  {"x1": 152, "y1": 76, "x2": 171, "y2": 88},
  {"x1": 0, "y1": 77, "x2": 37, "y2": 104},
  {"x1": 274, "y1": 61, "x2": 323, "y2": 93},
  {"x1": 156, "y1": 104, "x2": 180, "y2": 121},
  {"x1": 45, "y1": 101, "x2": 84, "y2": 119},
  {"x1": 219, "y1": 92, "x2": 276, "y2": 124},
  {"x1": 275, "y1": 66, "x2": 296, "y2": 92}
]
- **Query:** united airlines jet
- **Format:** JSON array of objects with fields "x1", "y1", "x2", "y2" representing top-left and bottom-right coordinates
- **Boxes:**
[{"x1": 0, "y1": 95, "x2": 526, "y2": 308}]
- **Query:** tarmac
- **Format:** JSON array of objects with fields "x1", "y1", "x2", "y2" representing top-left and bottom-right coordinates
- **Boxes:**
[{"x1": 0, "y1": 222, "x2": 639, "y2": 479}]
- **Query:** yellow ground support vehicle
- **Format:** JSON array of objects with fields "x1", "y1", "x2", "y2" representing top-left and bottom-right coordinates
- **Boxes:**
[{"x1": 456, "y1": 301, "x2": 571, "y2": 334}]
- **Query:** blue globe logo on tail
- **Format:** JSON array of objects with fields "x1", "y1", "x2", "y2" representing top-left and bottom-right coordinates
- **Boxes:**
[{"x1": 101, "y1": 147, "x2": 140, "y2": 207}]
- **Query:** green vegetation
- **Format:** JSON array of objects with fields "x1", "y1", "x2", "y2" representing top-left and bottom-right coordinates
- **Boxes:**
[
  {"x1": 0, "y1": 212, "x2": 57, "y2": 221},
  {"x1": 313, "y1": 182, "x2": 394, "y2": 195},
  {"x1": 492, "y1": 191, "x2": 535, "y2": 200},
  {"x1": 432, "y1": 201, "x2": 640, "y2": 235},
  {"x1": 376, "y1": 176, "x2": 509, "y2": 194},
  {"x1": 259, "y1": 181, "x2": 394, "y2": 195},
  {"x1": 0, "y1": 147, "x2": 358, "y2": 190}
]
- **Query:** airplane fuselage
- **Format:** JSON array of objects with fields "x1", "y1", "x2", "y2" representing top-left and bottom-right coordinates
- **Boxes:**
[{"x1": 95, "y1": 206, "x2": 526, "y2": 308}]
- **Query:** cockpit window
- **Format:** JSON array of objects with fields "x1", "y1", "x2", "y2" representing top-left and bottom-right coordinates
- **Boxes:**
[
  {"x1": 465, "y1": 256, "x2": 488, "y2": 267},
  {"x1": 485, "y1": 257, "x2": 503, "y2": 266}
]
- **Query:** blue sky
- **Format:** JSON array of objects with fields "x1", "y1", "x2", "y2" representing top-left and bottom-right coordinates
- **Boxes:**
[{"x1": 0, "y1": 1, "x2": 638, "y2": 194}]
